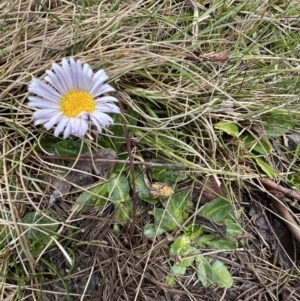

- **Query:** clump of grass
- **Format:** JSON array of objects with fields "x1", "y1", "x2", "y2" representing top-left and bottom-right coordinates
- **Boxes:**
[{"x1": 1, "y1": 0, "x2": 300, "y2": 300}]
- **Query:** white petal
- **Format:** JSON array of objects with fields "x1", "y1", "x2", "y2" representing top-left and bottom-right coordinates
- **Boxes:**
[
  {"x1": 61, "y1": 58, "x2": 74, "y2": 90},
  {"x1": 95, "y1": 103, "x2": 120, "y2": 114},
  {"x1": 91, "y1": 112, "x2": 113, "y2": 127},
  {"x1": 45, "y1": 70, "x2": 67, "y2": 95},
  {"x1": 75, "y1": 118, "x2": 88, "y2": 137},
  {"x1": 44, "y1": 113, "x2": 63, "y2": 130},
  {"x1": 95, "y1": 96, "x2": 119, "y2": 103},
  {"x1": 70, "y1": 118, "x2": 78, "y2": 134},
  {"x1": 28, "y1": 96, "x2": 60, "y2": 109},
  {"x1": 29, "y1": 102, "x2": 60, "y2": 109},
  {"x1": 74, "y1": 59, "x2": 83, "y2": 89},
  {"x1": 34, "y1": 117, "x2": 51, "y2": 126},
  {"x1": 54, "y1": 118, "x2": 69, "y2": 137},
  {"x1": 72, "y1": 118, "x2": 80, "y2": 135},
  {"x1": 88, "y1": 70, "x2": 108, "y2": 94},
  {"x1": 90, "y1": 115, "x2": 103, "y2": 133},
  {"x1": 92, "y1": 69, "x2": 108, "y2": 84},
  {"x1": 64, "y1": 118, "x2": 81, "y2": 138},
  {"x1": 80, "y1": 63, "x2": 93, "y2": 91},
  {"x1": 33, "y1": 109, "x2": 60, "y2": 120},
  {"x1": 29, "y1": 79, "x2": 61, "y2": 101},
  {"x1": 63, "y1": 119, "x2": 73, "y2": 139},
  {"x1": 70, "y1": 58, "x2": 80, "y2": 89},
  {"x1": 80, "y1": 119, "x2": 88, "y2": 136},
  {"x1": 52, "y1": 62, "x2": 70, "y2": 92},
  {"x1": 89, "y1": 83, "x2": 115, "y2": 98}
]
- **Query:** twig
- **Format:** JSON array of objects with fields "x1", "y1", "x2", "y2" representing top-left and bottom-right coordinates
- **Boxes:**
[
  {"x1": 260, "y1": 178, "x2": 300, "y2": 243},
  {"x1": 270, "y1": 197, "x2": 300, "y2": 243},
  {"x1": 118, "y1": 100, "x2": 138, "y2": 242},
  {"x1": 260, "y1": 178, "x2": 300, "y2": 202},
  {"x1": 36, "y1": 154, "x2": 186, "y2": 169}
]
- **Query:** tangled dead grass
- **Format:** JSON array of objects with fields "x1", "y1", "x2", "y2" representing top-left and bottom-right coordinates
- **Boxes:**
[{"x1": 1, "y1": 0, "x2": 300, "y2": 300}]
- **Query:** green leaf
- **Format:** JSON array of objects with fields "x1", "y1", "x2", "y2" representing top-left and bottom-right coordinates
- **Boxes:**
[
  {"x1": 114, "y1": 200, "x2": 132, "y2": 224},
  {"x1": 166, "y1": 275, "x2": 176, "y2": 286},
  {"x1": 180, "y1": 256, "x2": 195, "y2": 268},
  {"x1": 143, "y1": 223, "x2": 165, "y2": 238},
  {"x1": 22, "y1": 213, "x2": 58, "y2": 255},
  {"x1": 172, "y1": 263, "x2": 186, "y2": 275},
  {"x1": 234, "y1": 209, "x2": 242, "y2": 220},
  {"x1": 262, "y1": 116, "x2": 297, "y2": 138},
  {"x1": 103, "y1": 114, "x2": 125, "y2": 151},
  {"x1": 224, "y1": 219, "x2": 243, "y2": 237},
  {"x1": 126, "y1": 106, "x2": 139, "y2": 126},
  {"x1": 288, "y1": 173, "x2": 300, "y2": 191},
  {"x1": 211, "y1": 260, "x2": 233, "y2": 288},
  {"x1": 184, "y1": 224, "x2": 203, "y2": 240},
  {"x1": 215, "y1": 121, "x2": 239, "y2": 137},
  {"x1": 141, "y1": 196, "x2": 159, "y2": 204},
  {"x1": 148, "y1": 191, "x2": 189, "y2": 233},
  {"x1": 167, "y1": 190, "x2": 191, "y2": 220},
  {"x1": 254, "y1": 157, "x2": 275, "y2": 179},
  {"x1": 243, "y1": 135, "x2": 272, "y2": 155},
  {"x1": 203, "y1": 237, "x2": 238, "y2": 249},
  {"x1": 197, "y1": 234, "x2": 216, "y2": 248},
  {"x1": 145, "y1": 106, "x2": 158, "y2": 118},
  {"x1": 134, "y1": 172, "x2": 151, "y2": 199},
  {"x1": 295, "y1": 140, "x2": 300, "y2": 158},
  {"x1": 113, "y1": 153, "x2": 131, "y2": 173},
  {"x1": 23, "y1": 213, "x2": 58, "y2": 240},
  {"x1": 72, "y1": 183, "x2": 108, "y2": 213},
  {"x1": 199, "y1": 198, "x2": 233, "y2": 222},
  {"x1": 97, "y1": 139, "x2": 112, "y2": 149},
  {"x1": 149, "y1": 208, "x2": 179, "y2": 232},
  {"x1": 36, "y1": 137, "x2": 63, "y2": 154},
  {"x1": 170, "y1": 234, "x2": 191, "y2": 256},
  {"x1": 54, "y1": 140, "x2": 88, "y2": 157},
  {"x1": 151, "y1": 167, "x2": 188, "y2": 186},
  {"x1": 171, "y1": 261, "x2": 188, "y2": 275},
  {"x1": 107, "y1": 173, "x2": 130, "y2": 205},
  {"x1": 196, "y1": 255, "x2": 213, "y2": 288},
  {"x1": 185, "y1": 246, "x2": 198, "y2": 258}
]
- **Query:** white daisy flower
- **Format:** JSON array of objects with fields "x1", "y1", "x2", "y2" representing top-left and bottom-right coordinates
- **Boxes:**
[{"x1": 28, "y1": 58, "x2": 120, "y2": 139}]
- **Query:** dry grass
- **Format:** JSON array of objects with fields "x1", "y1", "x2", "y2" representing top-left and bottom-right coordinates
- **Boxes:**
[{"x1": 1, "y1": 0, "x2": 300, "y2": 300}]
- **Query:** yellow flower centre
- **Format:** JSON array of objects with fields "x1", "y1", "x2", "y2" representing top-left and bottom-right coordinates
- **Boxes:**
[{"x1": 59, "y1": 90, "x2": 95, "y2": 117}]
